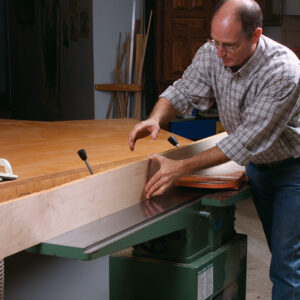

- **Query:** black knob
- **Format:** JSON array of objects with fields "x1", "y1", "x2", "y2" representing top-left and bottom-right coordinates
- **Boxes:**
[
  {"x1": 77, "y1": 149, "x2": 87, "y2": 161},
  {"x1": 168, "y1": 136, "x2": 179, "y2": 148}
]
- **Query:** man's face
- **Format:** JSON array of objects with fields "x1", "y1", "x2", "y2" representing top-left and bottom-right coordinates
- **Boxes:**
[{"x1": 211, "y1": 14, "x2": 257, "y2": 67}]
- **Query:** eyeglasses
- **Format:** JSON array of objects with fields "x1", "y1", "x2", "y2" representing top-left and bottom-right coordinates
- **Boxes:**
[{"x1": 207, "y1": 38, "x2": 243, "y2": 53}]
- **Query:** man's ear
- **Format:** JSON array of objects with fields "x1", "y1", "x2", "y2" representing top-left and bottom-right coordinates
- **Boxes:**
[{"x1": 252, "y1": 27, "x2": 262, "y2": 43}]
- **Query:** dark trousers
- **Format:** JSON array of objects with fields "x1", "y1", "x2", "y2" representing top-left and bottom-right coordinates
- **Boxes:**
[{"x1": 246, "y1": 158, "x2": 300, "y2": 300}]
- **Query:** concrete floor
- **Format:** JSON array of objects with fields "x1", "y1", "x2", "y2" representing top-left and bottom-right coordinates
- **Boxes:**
[{"x1": 235, "y1": 197, "x2": 272, "y2": 300}]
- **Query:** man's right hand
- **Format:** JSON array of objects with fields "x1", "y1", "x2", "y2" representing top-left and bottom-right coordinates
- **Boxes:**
[{"x1": 128, "y1": 118, "x2": 160, "y2": 151}]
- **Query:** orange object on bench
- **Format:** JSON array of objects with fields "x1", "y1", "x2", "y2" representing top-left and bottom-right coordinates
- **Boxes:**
[{"x1": 175, "y1": 171, "x2": 246, "y2": 190}]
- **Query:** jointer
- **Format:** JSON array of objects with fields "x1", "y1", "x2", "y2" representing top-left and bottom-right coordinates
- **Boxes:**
[
  {"x1": 28, "y1": 185, "x2": 249, "y2": 300},
  {"x1": 0, "y1": 119, "x2": 251, "y2": 300}
]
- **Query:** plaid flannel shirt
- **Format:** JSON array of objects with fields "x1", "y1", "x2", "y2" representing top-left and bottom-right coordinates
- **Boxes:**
[{"x1": 160, "y1": 35, "x2": 300, "y2": 165}]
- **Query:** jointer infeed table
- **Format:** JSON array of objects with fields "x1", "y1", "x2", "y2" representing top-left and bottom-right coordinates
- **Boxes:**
[{"x1": 0, "y1": 119, "x2": 251, "y2": 300}]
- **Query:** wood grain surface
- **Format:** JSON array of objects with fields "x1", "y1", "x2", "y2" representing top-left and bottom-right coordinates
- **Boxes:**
[{"x1": 0, "y1": 119, "x2": 191, "y2": 202}]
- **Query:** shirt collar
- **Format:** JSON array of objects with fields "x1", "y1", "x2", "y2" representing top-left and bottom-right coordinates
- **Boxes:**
[{"x1": 225, "y1": 35, "x2": 265, "y2": 77}]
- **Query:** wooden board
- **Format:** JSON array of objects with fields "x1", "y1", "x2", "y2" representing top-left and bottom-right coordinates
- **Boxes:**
[
  {"x1": 0, "y1": 158, "x2": 151, "y2": 258},
  {"x1": 95, "y1": 84, "x2": 143, "y2": 92},
  {"x1": 0, "y1": 119, "x2": 191, "y2": 203},
  {"x1": 0, "y1": 120, "x2": 243, "y2": 258},
  {"x1": 175, "y1": 171, "x2": 246, "y2": 190}
]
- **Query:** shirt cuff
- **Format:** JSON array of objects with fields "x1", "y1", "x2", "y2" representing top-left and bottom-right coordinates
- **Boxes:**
[{"x1": 217, "y1": 134, "x2": 252, "y2": 166}]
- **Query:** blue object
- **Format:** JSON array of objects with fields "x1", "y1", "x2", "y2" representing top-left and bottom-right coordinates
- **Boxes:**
[
  {"x1": 246, "y1": 158, "x2": 300, "y2": 299},
  {"x1": 169, "y1": 118, "x2": 219, "y2": 141}
]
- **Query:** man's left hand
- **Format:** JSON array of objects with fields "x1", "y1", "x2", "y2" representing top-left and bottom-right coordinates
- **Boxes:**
[{"x1": 146, "y1": 154, "x2": 185, "y2": 199}]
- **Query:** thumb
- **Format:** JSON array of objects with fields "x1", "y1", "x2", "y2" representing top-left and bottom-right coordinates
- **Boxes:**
[{"x1": 148, "y1": 153, "x2": 165, "y2": 164}]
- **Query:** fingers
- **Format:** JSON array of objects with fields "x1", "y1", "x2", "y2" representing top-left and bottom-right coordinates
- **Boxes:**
[
  {"x1": 128, "y1": 127, "x2": 137, "y2": 151},
  {"x1": 128, "y1": 120, "x2": 160, "y2": 151},
  {"x1": 151, "y1": 127, "x2": 160, "y2": 140},
  {"x1": 146, "y1": 179, "x2": 170, "y2": 199},
  {"x1": 128, "y1": 123, "x2": 141, "y2": 151},
  {"x1": 146, "y1": 154, "x2": 174, "y2": 199}
]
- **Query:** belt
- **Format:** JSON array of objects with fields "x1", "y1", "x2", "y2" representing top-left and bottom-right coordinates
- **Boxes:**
[{"x1": 251, "y1": 157, "x2": 300, "y2": 170}]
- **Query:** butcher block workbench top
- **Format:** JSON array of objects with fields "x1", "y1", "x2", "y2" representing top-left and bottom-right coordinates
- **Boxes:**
[{"x1": 0, "y1": 118, "x2": 191, "y2": 203}]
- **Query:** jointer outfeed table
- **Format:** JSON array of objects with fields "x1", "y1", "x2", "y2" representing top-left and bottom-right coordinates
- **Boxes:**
[{"x1": 0, "y1": 119, "x2": 250, "y2": 300}]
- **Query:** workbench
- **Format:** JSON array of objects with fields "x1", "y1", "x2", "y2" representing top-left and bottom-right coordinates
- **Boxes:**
[
  {"x1": 0, "y1": 119, "x2": 250, "y2": 299},
  {"x1": 0, "y1": 118, "x2": 191, "y2": 202}
]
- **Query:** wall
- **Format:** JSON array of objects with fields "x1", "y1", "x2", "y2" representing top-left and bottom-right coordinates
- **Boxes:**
[
  {"x1": 280, "y1": 0, "x2": 300, "y2": 52},
  {"x1": 93, "y1": 0, "x2": 141, "y2": 119},
  {"x1": 55, "y1": 0, "x2": 95, "y2": 120},
  {"x1": 281, "y1": 16, "x2": 300, "y2": 50},
  {"x1": 257, "y1": 0, "x2": 300, "y2": 54},
  {"x1": 7, "y1": 0, "x2": 94, "y2": 121},
  {"x1": 0, "y1": 0, "x2": 7, "y2": 96},
  {"x1": 263, "y1": 26, "x2": 281, "y2": 42},
  {"x1": 2, "y1": 0, "x2": 142, "y2": 120},
  {"x1": 283, "y1": 0, "x2": 300, "y2": 15},
  {"x1": 59, "y1": 0, "x2": 94, "y2": 120}
]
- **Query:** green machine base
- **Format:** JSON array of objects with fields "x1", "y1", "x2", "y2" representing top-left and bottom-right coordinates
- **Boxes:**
[{"x1": 110, "y1": 234, "x2": 247, "y2": 300}]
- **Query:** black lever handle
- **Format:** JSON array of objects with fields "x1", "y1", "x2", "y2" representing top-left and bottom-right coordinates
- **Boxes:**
[
  {"x1": 168, "y1": 136, "x2": 179, "y2": 148},
  {"x1": 77, "y1": 148, "x2": 94, "y2": 175}
]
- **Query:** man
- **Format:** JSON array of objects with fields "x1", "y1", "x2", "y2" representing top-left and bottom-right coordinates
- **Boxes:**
[{"x1": 129, "y1": 0, "x2": 300, "y2": 298}]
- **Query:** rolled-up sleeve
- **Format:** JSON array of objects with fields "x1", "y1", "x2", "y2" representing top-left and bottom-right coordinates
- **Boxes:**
[{"x1": 160, "y1": 44, "x2": 215, "y2": 115}]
